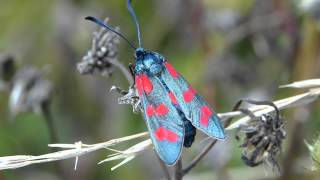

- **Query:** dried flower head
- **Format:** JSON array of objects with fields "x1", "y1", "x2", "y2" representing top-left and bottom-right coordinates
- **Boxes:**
[
  {"x1": 0, "y1": 54, "x2": 16, "y2": 90},
  {"x1": 78, "y1": 18, "x2": 120, "y2": 76},
  {"x1": 234, "y1": 100, "x2": 286, "y2": 171},
  {"x1": 9, "y1": 67, "x2": 53, "y2": 116}
]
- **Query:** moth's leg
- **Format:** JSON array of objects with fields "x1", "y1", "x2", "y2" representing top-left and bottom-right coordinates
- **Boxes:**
[
  {"x1": 133, "y1": 98, "x2": 142, "y2": 113},
  {"x1": 110, "y1": 86, "x2": 128, "y2": 95},
  {"x1": 129, "y1": 63, "x2": 135, "y2": 88}
]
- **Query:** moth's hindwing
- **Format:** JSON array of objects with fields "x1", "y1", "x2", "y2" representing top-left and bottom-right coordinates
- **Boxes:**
[
  {"x1": 135, "y1": 73, "x2": 184, "y2": 165},
  {"x1": 161, "y1": 61, "x2": 225, "y2": 139}
]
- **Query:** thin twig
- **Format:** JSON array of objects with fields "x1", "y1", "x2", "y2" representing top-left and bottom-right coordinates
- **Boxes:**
[
  {"x1": 156, "y1": 155, "x2": 172, "y2": 180},
  {"x1": 174, "y1": 159, "x2": 183, "y2": 180},
  {"x1": 109, "y1": 59, "x2": 133, "y2": 84},
  {"x1": 41, "y1": 102, "x2": 68, "y2": 179},
  {"x1": 182, "y1": 139, "x2": 217, "y2": 175},
  {"x1": 41, "y1": 103, "x2": 58, "y2": 147},
  {"x1": 181, "y1": 109, "x2": 235, "y2": 176}
]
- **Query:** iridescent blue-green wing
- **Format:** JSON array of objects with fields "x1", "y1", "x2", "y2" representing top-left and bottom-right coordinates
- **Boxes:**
[
  {"x1": 160, "y1": 61, "x2": 225, "y2": 139},
  {"x1": 135, "y1": 73, "x2": 184, "y2": 165}
]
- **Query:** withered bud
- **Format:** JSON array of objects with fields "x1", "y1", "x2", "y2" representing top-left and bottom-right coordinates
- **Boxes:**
[
  {"x1": 78, "y1": 18, "x2": 120, "y2": 76},
  {"x1": 0, "y1": 54, "x2": 16, "y2": 90},
  {"x1": 9, "y1": 67, "x2": 53, "y2": 116}
]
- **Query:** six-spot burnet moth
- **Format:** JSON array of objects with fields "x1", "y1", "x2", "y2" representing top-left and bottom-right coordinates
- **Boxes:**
[{"x1": 85, "y1": 0, "x2": 225, "y2": 165}]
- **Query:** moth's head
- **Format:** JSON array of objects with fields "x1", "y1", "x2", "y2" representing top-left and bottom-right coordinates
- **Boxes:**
[
  {"x1": 135, "y1": 47, "x2": 146, "y2": 60},
  {"x1": 135, "y1": 50, "x2": 164, "y2": 75}
]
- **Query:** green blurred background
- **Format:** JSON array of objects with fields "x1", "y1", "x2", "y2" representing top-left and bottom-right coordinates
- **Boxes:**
[{"x1": 1, "y1": 0, "x2": 320, "y2": 179}]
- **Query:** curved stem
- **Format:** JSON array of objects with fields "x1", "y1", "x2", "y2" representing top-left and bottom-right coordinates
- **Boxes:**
[
  {"x1": 182, "y1": 139, "x2": 217, "y2": 175},
  {"x1": 182, "y1": 114, "x2": 233, "y2": 176},
  {"x1": 156, "y1": 155, "x2": 172, "y2": 180},
  {"x1": 109, "y1": 60, "x2": 133, "y2": 84},
  {"x1": 42, "y1": 102, "x2": 58, "y2": 146},
  {"x1": 41, "y1": 103, "x2": 68, "y2": 180},
  {"x1": 174, "y1": 159, "x2": 183, "y2": 180}
]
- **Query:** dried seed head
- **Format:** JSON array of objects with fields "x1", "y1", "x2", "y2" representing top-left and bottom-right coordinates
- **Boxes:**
[
  {"x1": 232, "y1": 100, "x2": 286, "y2": 172},
  {"x1": 0, "y1": 54, "x2": 16, "y2": 90},
  {"x1": 78, "y1": 18, "x2": 120, "y2": 76},
  {"x1": 237, "y1": 112, "x2": 286, "y2": 171},
  {"x1": 9, "y1": 67, "x2": 53, "y2": 116}
]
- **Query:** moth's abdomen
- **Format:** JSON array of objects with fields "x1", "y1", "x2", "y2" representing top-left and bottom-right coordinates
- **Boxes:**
[{"x1": 183, "y1": 119, "x2": 196, "y2": 147}]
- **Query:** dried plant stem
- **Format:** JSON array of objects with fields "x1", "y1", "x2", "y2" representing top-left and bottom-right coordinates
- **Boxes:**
[
  {"x1": 156, "y1": 155, "x2": 171, "y2": 180},
  {"x1": 182, "y1": 139, "x2": 217, "y2": 175},
  {"x1": 0, "y1": 132, "x2": 148, "y2": 170},
  {"x1": 41, "y1": 104, "x2": 58, "y2": 147},
  {"x1": 174, "y1": 159, "x2": 183, "y2": 180},
  {"x1": 41, "y1": 103, "x2": 69, "y2": 180},
  {"x1": 181, "y1": 107, "x2": 237, "y2": 176},
  {"x1": 109, "y1": 60, "x2": 133, "y2": 84}
]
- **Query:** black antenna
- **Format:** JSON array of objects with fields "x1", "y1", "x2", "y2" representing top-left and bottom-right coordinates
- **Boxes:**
[
  {"x1": 85, "y1": 16, "x2": 136, "y2": 50},
  {"x1": 127, "y1": 0, "x2": 142, "y2": 48}
]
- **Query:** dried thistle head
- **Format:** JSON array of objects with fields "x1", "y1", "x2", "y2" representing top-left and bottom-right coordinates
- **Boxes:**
[
  {"x1": 9, "y1": 67, "x2": 53, "y2": 116},
  {"x1": 233, "y1": 100, "x2": 286, "y2": 171},
  {"x1": 78, "y1": 18, "x2": 120, "y2": 76}
]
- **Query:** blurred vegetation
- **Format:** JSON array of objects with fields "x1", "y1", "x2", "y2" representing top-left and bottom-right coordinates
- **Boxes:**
[{"x1": 0, "y1": 0, "x2": 320, "y2": 179}]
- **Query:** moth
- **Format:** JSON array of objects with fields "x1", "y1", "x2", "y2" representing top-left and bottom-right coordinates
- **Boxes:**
[{"x1": 86, "y1": 0, "x2": 225, "y2": 165}]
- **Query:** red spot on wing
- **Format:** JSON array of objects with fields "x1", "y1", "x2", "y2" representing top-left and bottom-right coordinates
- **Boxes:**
[
  {"x1": 166, "y1": 130, "x2": 179, "y2": 142},
  {"x1": 146, "y1": 105, "x2": 155, "y2": 117},
  {"x1": 155, "y1": 103, "x2": 169, "y2": 116},
  {"x1": 141, "y1": 74, "x2": 153, "y2": 95},
  {"x1": 189, "y1": 86, "x2": 197, "y2": 94},
  {"x1": 168, "y1": 92, "x2": 178, "y2": 105},
  {"x1": 154, "y1": 126, "x2": 179, "y2": 142},
  {"x1": 200, "y1": 106, "x2": 213, "y2": 127},
  {"x1": 136, "y1": 74, "x2": 153, "y2": 95},
  {"x1": 164, "y1": 62, "x2": 179, "y2": 78},
  {"x1": 135, "y1": 75, "x2": 143, "y2": 96},
  {"x1": 154, "y1": 127, "x2": 166, "y2": 141},
  {"x1": 183, "y1": 86, "x2": 196, "y2": 103}
]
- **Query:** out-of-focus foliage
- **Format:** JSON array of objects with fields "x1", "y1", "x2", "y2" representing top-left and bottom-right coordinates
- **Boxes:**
[
  {"x1": 0, "y1": 0, "x2": 320, "y2": 179},
  {"x1": 307, "y1": 135, "x2": 320, "y2": 172}
]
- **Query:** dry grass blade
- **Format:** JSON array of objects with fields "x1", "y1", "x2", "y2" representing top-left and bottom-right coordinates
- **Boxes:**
[
  {"x1": 98, "y1": 139, "x2": 152, "y2": 170},
  {"x1": 280, "y1": 79, "x2": 320, "y2": 89},
  {"x1": 0, "y1": 132, "x2": 148, "y2": 170}
]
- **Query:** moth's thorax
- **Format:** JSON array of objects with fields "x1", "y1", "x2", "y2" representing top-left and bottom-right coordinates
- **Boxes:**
[{"x1": 135, "y1": 48, "x2": 165, "y2": 75}]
